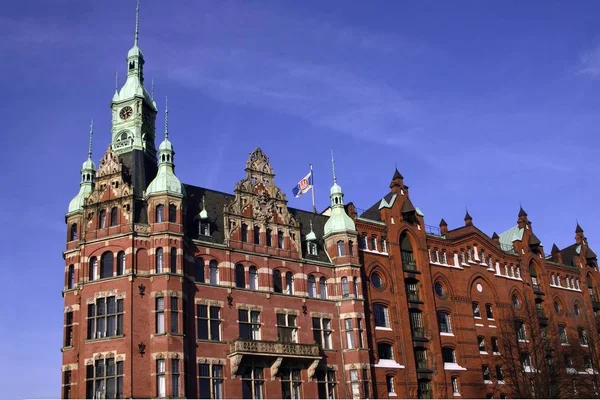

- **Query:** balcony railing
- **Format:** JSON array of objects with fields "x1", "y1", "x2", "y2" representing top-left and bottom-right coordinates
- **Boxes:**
[
  {"x1": 417, "y1": 359, "x2": 428, "y2": 370},
  {"x1": 532, "y1": 284, "x2": 542, "y2": 293},
  {"x1": 229, "y1": 339, "x2": 320, "y2": 358},
  {"x1": 407, "y1": 290, "x2": 420, "y2": 302},
  {"x1": 403, "y1": 260, "x2": 417, "y2": 271},
  {"x1": 412, "y1": 326, "x2": 425, "y2": 338}
]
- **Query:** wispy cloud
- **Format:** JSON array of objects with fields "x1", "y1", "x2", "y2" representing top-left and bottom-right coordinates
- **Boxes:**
[{"x1": 576, "y1": 43, "x2": 600, "y2": 78}]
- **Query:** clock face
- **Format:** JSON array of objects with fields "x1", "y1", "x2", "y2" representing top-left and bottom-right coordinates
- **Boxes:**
[{"x1": 119, "y1": 106, "x2": 133, "y2": 120}]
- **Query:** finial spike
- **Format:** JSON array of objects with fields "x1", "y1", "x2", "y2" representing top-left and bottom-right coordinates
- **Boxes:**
[
  {"x1": 202, "y1": 195, "x2": 206, "y2": 210},
  {"x1": 164, "y1": 96, "x2": 169, "y2": 139},
  {"x1": 88, "y1": 118, "x2": 94, "y2": 159},
  {"x1": 309, "y1": 219, "x2": 314, "y2": 232},
  {"x1": 151, "y1": 78, "x2": 155, "y2": 101},
  {"x1": 115, "y1": 71, "x2": 118, "y2": 92},
  {"x1": 331, "y1": 149, "x2": 337, "y2": 184},
  {"x1": 134, "y1": 0, "x2": 140, "y2": 46}
]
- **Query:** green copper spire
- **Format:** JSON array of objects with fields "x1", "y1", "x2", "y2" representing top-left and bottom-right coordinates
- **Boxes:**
[
  {"x1": 324, "y1": 150, "x2": 355, "y2": 237},
  {"x1": 331, "y1": 149, "x2": 337, "y2": 184},
  {"x1": 68, "y1": 119, "x2": 97, "y2": 213},
  {"x1": 164, "y1": 95, "x2": 169, "y2": 139},
  {"x1": 134, "y1": 0, "x2": 140, "y2": 47},
  {"x1": 87, "y1": 118, "x2": 94, "y2": 158}
]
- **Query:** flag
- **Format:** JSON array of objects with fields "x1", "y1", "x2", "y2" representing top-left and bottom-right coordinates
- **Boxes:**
[{"x1": 292, "y1": 170, "x2": 313, "y2": 198}]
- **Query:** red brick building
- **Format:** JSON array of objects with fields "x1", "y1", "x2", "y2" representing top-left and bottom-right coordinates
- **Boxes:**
[{"x1": 61, "y1": 6, "x2": 600, "y2": 400}]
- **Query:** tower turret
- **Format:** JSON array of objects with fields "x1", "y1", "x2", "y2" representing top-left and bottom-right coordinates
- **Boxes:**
[
  {"x1": 68, "y1": 119, "x2": 96, "y2": 213},
  {"x1": 323, "y1": 151, "x2": 356, "y2": 237}
]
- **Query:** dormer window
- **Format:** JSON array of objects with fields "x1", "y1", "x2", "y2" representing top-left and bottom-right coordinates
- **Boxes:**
[
  {"x1": 308, "y1": 242, "x2": 318, "y2": 256},
  {"x1": 199, "y1": 220, "x2": 210, "y2": 237}
]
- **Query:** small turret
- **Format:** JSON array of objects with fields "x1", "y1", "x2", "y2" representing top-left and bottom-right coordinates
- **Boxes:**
[
  {"x1": 464, "y1": 209, "x2": 473, "y2": 226},
  {"x1": 323, "y1": 151, "x2": 356, "y2": 237},
  {"x1": 68, "y1": 119, "x2": 96, "y2": 213},
  {"x1": 492, "y1": 232, "x2": 500, "y2": 243},
  {"x1": 517, "y1": 204, "x2": 528, "y2": 228},
  {"x1": 576, "y1": 222, "x2": 584, "y2": 245},
  {"x1": 439, "y1": 218, "x2": 448, "y2": 235},
  {"x1": 551, "y1": 243, "x2": 563, "y2": 264},
  {"x1": 389, "y1": 166, "x2": 405, "y2": 194},
  {"x1": 145, "y1": 97, "x2": 184, "y2": 197}
]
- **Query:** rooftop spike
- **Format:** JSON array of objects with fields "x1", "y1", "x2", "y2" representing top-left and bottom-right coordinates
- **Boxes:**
[
  {"x1": 88, "y1": 118, "x2": 94, "y2": 159},
  {"x1": 518, "y1": 203, "x2": 527, "y2": 217},
  {"x1": 309, "y1": 219, "x2": 314, "y2": 232},
  {"x1": 331, "y1": 149, "x2": 337, "y2": 184},
  {"x1": 439, "y1": 218, "x2": 447, "y2": 227},
  {"x1": 464, "y1": 207, "x2": 472, "y2": 220},
  {"x1": 164, "y1": 96, "x2": 169, "y2": 139},
  {"x1": 134, "y1": 0, "x2": 140, "y2": 47},
  {"x1": 576, "y1": 221, "x2": 583, "y2": 233},
  {"x1": 151, "y1": 78, "x2": 155, "y2": 101},
  {"x1": 114, "y1": 71, "x2": 118, "y2": 92},
  {"x1": 551, "y1": 243, "x2": 560, "y2": 253}
]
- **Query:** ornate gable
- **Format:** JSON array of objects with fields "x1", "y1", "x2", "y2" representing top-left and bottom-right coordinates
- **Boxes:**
[{"x1": 224, "y1": 148, "x2": 301, "y2": 254}]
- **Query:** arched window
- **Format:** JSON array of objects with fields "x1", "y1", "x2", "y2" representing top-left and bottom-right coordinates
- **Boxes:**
[
  {"x1": 209, "y1": 260, "x2": 219, "y2": 284},
  {"x1": 341, "y1": 277, "x2": 349, "y2": 298},
  {"x1": 278, "y1": 231, "x2": 284, "y2": 249},
  {"x1": 235, "y1": 264, "x2": 245, "y2": 288},
  {"x1": 308, "y1": 275, "x2": 316, "y2": 298},
  {"x1": 319, "y1": 277, "x2": 328, "y2": 299},
  {"x1": 273, "y1": 270, "x2": 283, "y2": 293},
  {"x1": 337, "y1": 240, "x2": 345, "y2": 257},
  {"x1": 69, "y1": 223, "x2": 77, "y2": 241},
  {"x1": 373, "y1": 304, "x2": 390, "y2": 327},
  {"x1": 400, "y1": 232, "x2": 415, "y2": 270},
  {"x1": 170, "y1": 247, "x2": 177, "y2": 273},
  {"x1": 168, "y1": 204, "x2": 176, "y2": 223},
  {"x1": 253, "y1": 226, "x2": 260, "y2": 245},
  {"x1": 194, "y1": 258, "x2": 204, "y2": 283},
  {"x1": 67, "y1": 265, "x2": 75, "y2": 289},
  {"x1": 266, "y1": 228, "x2": 272, "y2": 247},
  {"x1": 241, "y1": 223, "x2": 248, "y2": 243},
  {"x1": 156, "y1": 248, "x2": 164, "y2": 273},
  {"x1": 442, "y1": 347, "x2": 457, "y2": 363},
  {"x1": 353, "y1": 277, "x2": 359, "y2": 298},
  {"x1": 438, "y1": 311, "x2": 452, "y2": 333},
  {"x1": 100, "y1": 251, "x2": 113, "y2": 279},
  {"x1": 154, "y1": 204, "x2": 164, "y2": 223},
  {"x1": 249, "y1": 266, "x2": 258, "y2": 290},
  {"x1": 99, "y1": 209, "x2": 107, "y2": 228},
  {"x1": 110, "y1": 207, "x2": 118, "y2": 226},
  {"x1": 116, "y1": 251, "x2": 125, "y2": 276},
  {"x1": 348, "y1": 240, "x2": 354, "y2": 256},
  {"x1": 89, "y1": 257, "x2": 97, "y2": 281},
  {"x1": 285, "y1": 271, "x2": 294, "y2": 295}
]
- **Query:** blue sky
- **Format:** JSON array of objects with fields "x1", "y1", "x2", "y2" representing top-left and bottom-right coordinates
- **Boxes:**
[{"x1": 2, "y1": 0, "x2": 600, "y2": 397}]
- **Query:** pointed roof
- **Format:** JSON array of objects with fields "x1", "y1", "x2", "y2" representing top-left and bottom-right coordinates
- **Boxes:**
[
  {"x1": 439, "y1": 218, "x2": 447, "y2": 227},
  {"x1": 392, "y1": 168, "x2": 403, "y2": 180},
  {"x1": 518, "y1": 205, "x2": 527, "y2": 217},
  {"x1": 401, "y1": 197, "x2": 416, "y2": 214},
  {"x1": 576, "y1": 222, "x2": 584, "y2": 233},
  {"x1": 529, "y1": 232, "x2": 541, "y2": 246},
  {"x1": 492, "y1": 232, "x2": 499, "y2": 240},
  {"x1": 464, "y1": 210, "x2": 472, "y2": 220},
  {"x1": 551, "y1": 243, "x2": 560, "y2": 253}
]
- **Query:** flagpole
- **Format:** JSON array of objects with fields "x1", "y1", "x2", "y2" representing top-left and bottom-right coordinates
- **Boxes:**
[{"x1": 310, "y1": 163, "x2": 316, "y2": 214}]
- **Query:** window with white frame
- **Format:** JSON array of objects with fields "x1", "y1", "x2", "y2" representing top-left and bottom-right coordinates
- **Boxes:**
[
  {"x1": 249, "y1": 266, "x2": 258, "y2": 290},
  {"x1": 156, "y1": 204, "x2": 164, "y2": 223},
  {"x1": 373, "y1": 304, "x2": 390, "y2": 328},
  {"x1": 89, "y1": 256, "x2": 98, "y2": 281},
  {"x1": 87, "y1": 296, "x2": 124, "y2": 339},
  {"x1": 350, "y1": 369, "x2": 360, "y2": 398},
  {"x1": 308, "y1": 241, "x2": 318, "y2": 255},
  {"x1": 381, "y1": 237, "x2": 388, "y2": 253},
  {"x1": 197, "y1": 304, "x2": 221, "y2": 341},
  {"x1": 156, "y1": 248, "x2": 164, "y2": 273},
  {"x1": 308, "y1": 275, "x2": 317, "y2": 298},
  {"x1": 341, "y1": 277, "x2": 350, "y2": 298},
  {"x1": 386, "y1": 375, "x2": 395, "y2": 395},
  {"x1": 241, "y1": 365, "x2": 264, "y2": 399},
  {"x1": 441, "y1": 250, "x2": 447, "y2": 264},
  {"x1": 312, "y1": 317, "x2": 332, "y2": 349},
  {"x1": 209, "y1": 260, "x2": 219, "y2": 284},
  {"x1": 155, "y1": 297, "x2": 165, "y2": 334},
  {"x1": 370, "y1": 236, "x2": 377, "y2": 251},
  {"x1": 472, "y1": 302, "x2": 481, "y2": 318},
  {"x1": 198, "y1": 363, "x2": 223, "y2": 399},
  {"x1": 337, "y1": 240, "x2": 345, "y2": 256},
  {"x1": 317, "y1": 369, "x2": 336, "y2": 400},
  {"x1": 452, "y1": 377, "x2": 460, "y2": 395},
  {"x1": 85, "y1": 357, "x2": 124, "y2": 399},
  {"x1": 460, "y1": 251, "x2": 466, "y2": 264},
  {"x1": 438, "y1": 311, "x2": 452, "y2": 334},
  {"x1": 277, "y1": 313, "x2": 298, "y2": 343},
  {"x1": 280, "y1": 368, "x2": 301, "y2": 399},
  {"x1": 156, "y1": 359, "x2": 166, "y2": 398},
  {"x1": 467, "y1": 248, "x2": 472, "y2": 262},
  {"x1": 285, "y1": 272, "x2": 294, "y2": 295},
  {"x1": 239, "y1": 309, "x2": 261, "y2": 340},
  {"x1": 345, "y1": 318, "x2": 355, "y2": 349},
  {"x1": 478, "y1": 336, "x2": 486, "y2": 352},
  {"x1": 433, "y1": 249, "x2": 439, "y2": 263}
]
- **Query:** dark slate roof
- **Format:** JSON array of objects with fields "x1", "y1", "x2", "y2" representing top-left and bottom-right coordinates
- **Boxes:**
[
  {"x1": 518, "y1": 206, "x2": 527, "y2": 217},
  {"x1": 392, "y1": 168, "x2": 403, "y2": 180},
  {"x1": 560, "y1": 243, "x2": 580, "y2": 267},
  {"x1": 439, "y1": 218, "x2": 447, "y2": 227},
  {"x1": 551, "y1": 243, "x2": 560, "y2": 253},
  {"x1": 529, "y1": 232, "x2": 541, "y2": 247},
  {"x1": 183, "y1": 183, "x2": 332, "y2": 263},
  {"x1": 121, "y1": 149, "x2": 158, "y2": 198},
  {"x1": 402, "y1": 197, "x2": 416, "y2": 214},
  {"x1": 576, "y1": 223, "x2": 584, "y2": 233},
  {"x1": 360, "y1": 192, "x2": 394, "y2": 222}
]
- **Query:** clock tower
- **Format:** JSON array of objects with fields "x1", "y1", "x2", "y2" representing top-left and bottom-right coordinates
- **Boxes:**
[{"x1": 110, "y1": 0, "x2": 158, "y2": 195}]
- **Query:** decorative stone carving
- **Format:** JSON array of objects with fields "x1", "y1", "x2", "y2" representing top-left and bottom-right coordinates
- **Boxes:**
[
  {"x1": 271, "y1": 357, "x2": 283, "y2": 381},
  {"x1": 229, "y1": 354, "x2": 243, "y2": 378},
  {"x1": 307, "y1": 359, "x2": 320, "y2": 381}
]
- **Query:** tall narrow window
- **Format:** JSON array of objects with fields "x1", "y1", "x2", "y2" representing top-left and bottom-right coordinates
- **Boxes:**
[
  {"x1": 99, "y1": 209, "x2": 107, "y2": 228},
  {"x1": 337, "y1": 240, "x2": 345, "y2": 256},
  {"x1": 308, "y1": 242, "x2": 318, "y2": 255},
  {"x1": 353, "y1": 277, "x2": 359, "y2": 298},
  {"x1": 478, "y1": 336, "x2": 486, "y2": 352},
  {"x1": 312, "y1": 317, "x2": 332, "y2": 349},
  {"x1": 373, "y1": 304, "x2": 390, "y2": 328},
  {"x1": 171, "y1": 359, "x2": 180, "y2": 397},
  {"x1": 349, "y1": 240, "x2": 354, "y2": 256},
  {"x1": 485, "y1": 304, "x2": 494, "y2": 319},
  {"x1": 67, "y1": 265, "x2": 75, "y2": 289},
  {"x1": 386, "y1": 375, "x2": 395, "y2": 395},
  {"x1": 249, "y1": 266, "x2": 258, "y2": 290},
  {"x1": 370, "y1": 236, "x2": 377, "y2": 251},
  {"x1": 236, "y1": 264, "x2": 246, "y2": 288},
  {"x1": 170, "y1": 297, "x2": 178, "y2": 333},
  {"x1": 438, "y1": 312, "x2": 452, "y2": 333},
  {"x1": 209, "y1": 260, "x2": 219, "y2": 284},
  {"x1": 241, "y1": 365, "x2": 264, "y2": 399},
  {"x1": 319, "y1": 277, "x2": 328, "y2": 299},
  {"x1": 341, "y1": 277, "x2": 349, "y2": 298},
  {"x1": 170, "y1": 247, "x2": 177, "y2": 274},
  {"x1": 156, "y1": 297, "x2": 165, "y2": 334},
  {"x1": 517, "y1": 321, "x2": 527, "y2": 341},
  {"x1": 100, "y1": 251, "x2": 113, "y2": 279},
  {"x1": 254, "y1": 226, "x2": 260, "y2": 245},
  {"x1": 280, "y1": 368, "x2": 301, "y2": 399},
  {"x1": 357, "y1": 318, "x2": 364, "y2": 348},
  {"x1": 559, "y1": 325, "x2": 568, "y2": 344},
  {"x1": 195, "y1": 257, "x2": 205, "y2": 283},
  {"x1": 197, "y1": 304, "x2": 221, "y2": 341},
  {"x1": 472, "y1": 302, "x2": 481, "y2": 318},
  {"x1": 345, "y1": 318, "x2": 355, "y2": 349},
  {"x1": 273, "y1": 270, "x2": 283, "y2": 293},
  {"x1": 451, "y1": 377, "x2": 459, "y2": 395},
  {"x1": 278, "y1": 230, "x2": 284, "y2": 249},
  {"x1": 70, "y1": 223, "x2": 77, "y2": 241},
  {"x1": 168, "y1": 204, "x2": 176, "y2": 223},
  {"x1": 350, "y1": 369, "x2": 360, "y2": 398},
  {"x1": 110, "y1": 207, "x2": 118, "y2": 226},
  {"x1": 199, "y1": 363, "x2": 223, "y2": 399},
  {"x1": 308, "y1": 275, "x2": 316, "y2": 298},
  {"x1": 285, "y1": 272, "x2": 294, "y2": 295},
  {"x1": 316, "y1": 369, "x2": 336, "y2": 400},
  {"x1": 277, "y1": 313, "x2": 298, "y2": 343},
  {"x1": 116, "y1": 251, "x2": 125, "y2": 276},
  {"x1": 65, "y1": 311, "x2": 74, "y2": 347},
  {"x1": 156, "y1": 248, "x2": 164, "y2": 273},
  {"x1": 63, "y1": 370, "x2": 72, "y2": 399},
  {"x1": 156, "y1": 204, "x2": 164, "y2": 223},
  {"x1": 156, "y1": 359, "x2": 166, "y2": 397},
  {"x1": 266, "y1": 228, "x2": 272, "y2": 247},
  {"x1": 241, "y1": 223, "x2": 248, "y2": 243},
  {"x1": 239, "y1": 309, "x2": 261, "y2": 340}
]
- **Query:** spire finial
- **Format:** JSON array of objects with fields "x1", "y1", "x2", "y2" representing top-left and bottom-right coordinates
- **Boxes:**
[
  {"x1": 202, "y1": 195, "x2": 206, "y2": 210},
  {"x1": 115, "y1": 71, "x2": 118, "y2": 92},
  {"x1": 309, "y1": 219, "x2": 314, "y2": 232},
  {"x1": 151, "y1": 78, "x2": 155, "y2": 101},
  {"x1": 134, "y1": 0, "x2": 140, "y2": 46},
  {"x1": 88, "y1": 118, "x2": 94, "y2": 159},
  {"x1": 331, "y1": 149, "x2": 337, "y2": 184},
  {"x1": 164, "y1": 96, "x2": 169, "y2": 139}
]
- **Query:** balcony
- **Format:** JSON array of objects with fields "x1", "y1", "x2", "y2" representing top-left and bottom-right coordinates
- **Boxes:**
[
  {"x1": 532, "y1": 284, "x2": 544, "y2": 295},
  {"x1": 229, "y1": 339, "x2": 321, "y2": 380},
  {"x1": 412, "y1": 326, "x2": 425, "y2": 339},
  {"x1": 407, "y1": 290, "x2": 421, "y2": 303},
  {"x1": 536, "y1": 310, "x2": 548, "y2": 325},
  {"x1": 403, "y1": 260, "x2": 417, "y2": 272},
  {"x1": 591, "y1": 295, "x2": 600, "y2": 311}
]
